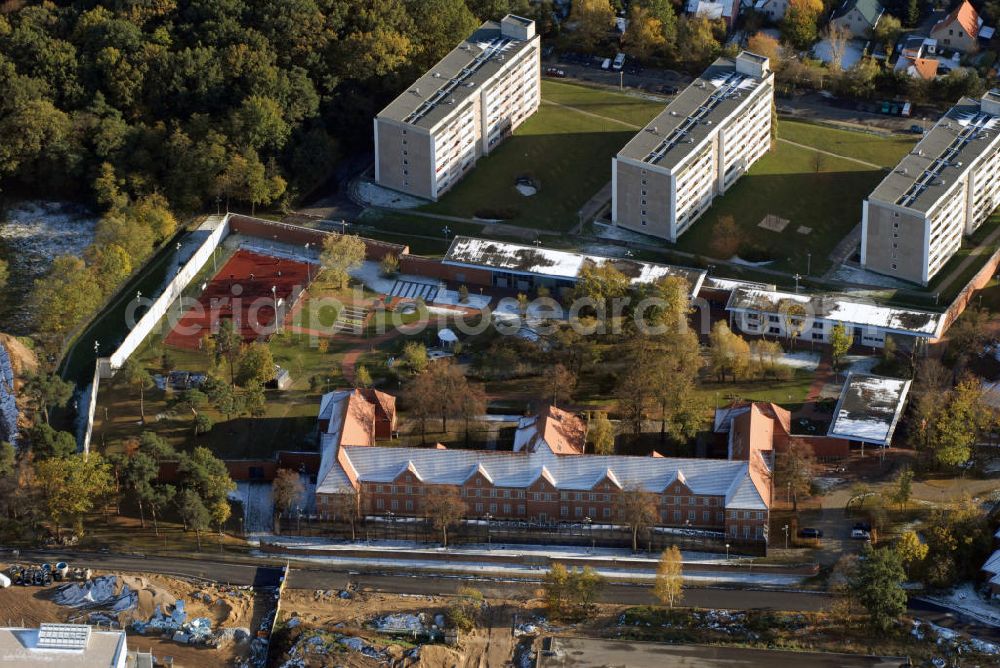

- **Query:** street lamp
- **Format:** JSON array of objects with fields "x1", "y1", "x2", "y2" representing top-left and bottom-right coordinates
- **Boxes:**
[
  {"x1": 386, "y1": 511, "x2": 395, "y2": 541},
  {"x1": 585, "y1": 516, "x2": 594, "y2": 552},
  {"x1": 485, "y1": 513, "x2": 492, "y2": 549},
  {"x1": 304, "y1": 243, "x2": 311, "y2": 282},
  {"x1": 725, "y1": 543, "x2": 730, "y2": 561},
  {"x1": 442, "y1": 225, "x2": 452, "y2": 240},
  {"x1": 783, "y1": 524, "x2": 789, "y2": 550},
  {"x1": 272, "y1": 285, "x2": 278, "y2": 333},
  {"x1": 793, "y1": 273, "x2": 802, "y2": 294}
]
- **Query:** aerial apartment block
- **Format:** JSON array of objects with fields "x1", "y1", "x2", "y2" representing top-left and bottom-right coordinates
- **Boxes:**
[
  {"x1": 862, "y1": 90, "x2": 1000, "y2": 285},
  {"x1": 374, "y1": 15, "x2": 540, "y2": 201},
  {"x1": 612, "y1": 51, "x2": 774, "y2": 242}
]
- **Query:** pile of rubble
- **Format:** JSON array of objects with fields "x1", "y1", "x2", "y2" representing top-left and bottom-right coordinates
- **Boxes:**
[{"x1": 912, "y1": 619, "x2": 999, "y2": 661}]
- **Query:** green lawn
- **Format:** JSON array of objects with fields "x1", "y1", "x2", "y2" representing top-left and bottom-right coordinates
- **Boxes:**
[
  {"x1": 674, "y1": 140, "x2": 887, "y2": 275},
  {"x1": 421, "y1": 80, "x2": 664, "y2": 232},
  {"x1": 692, "y1": 369, "x2": 815, "y2": 409},
  {"x1": 777, "y1": 119, "x2": 916, "y2": 168}
]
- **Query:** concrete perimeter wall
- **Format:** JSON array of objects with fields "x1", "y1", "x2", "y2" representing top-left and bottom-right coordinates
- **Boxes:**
[
  {"x1": 939, "y1": 246, "x2": 1000, "y2": 336},
  {"x1": 80, "y1": 215, "x2": 231, "y2": 453}
]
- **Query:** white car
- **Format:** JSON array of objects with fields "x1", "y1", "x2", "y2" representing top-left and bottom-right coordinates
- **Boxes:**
[
  {"x1": 613, "y1": 52, "x2": 626, "y2": 70},
  {"x1": 601, "y1": 57, "x2": 611, "y2": 70},
  {"x1": 850, "y1": 528, "x2": 871, "y2": 540}
]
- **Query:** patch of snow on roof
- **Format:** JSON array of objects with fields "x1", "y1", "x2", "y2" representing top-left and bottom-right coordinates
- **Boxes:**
[{"x1": 828, "y1": 374, "x2": 912, "y2": 445}]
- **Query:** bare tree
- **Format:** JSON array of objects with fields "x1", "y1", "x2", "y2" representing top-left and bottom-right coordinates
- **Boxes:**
[
  {"x1": 424, "y1": 485, "x2": 466, "y2": 547},
  {"x1": 775, "y1": 439, "x2": 816, "y2": 510},
  {"x1": 543, "y1": 364, "x2": 578, "y2": 407},
  {"x1": 618, "y1": 485, "x2": 659, "y2": 552},
  {"x1": 825, "y1": 23, "x2": 849, "y2": 73},
  {"x1": 272, "y1": 468, "x2": 304, "y2": 534},
  {"x1": 328, "y1": 487, "x2": 362, "y2": 541}
]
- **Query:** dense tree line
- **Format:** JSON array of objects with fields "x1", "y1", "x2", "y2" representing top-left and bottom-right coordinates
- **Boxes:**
[{"x1": 0, "y1": 0, "x2": 553, "y2": 212}]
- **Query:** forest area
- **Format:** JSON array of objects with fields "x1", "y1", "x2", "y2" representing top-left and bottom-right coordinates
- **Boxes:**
[
  {"x1": 0, "y1": 0, "x2": 555, "y2": 352},
  {"x1": 0, "y1": 0, "x2": 556, "y2": 211}
]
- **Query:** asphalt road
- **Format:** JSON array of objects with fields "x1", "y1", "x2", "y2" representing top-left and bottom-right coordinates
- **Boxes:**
[
  {"x1": 12, "y1": 549, "x2": 998, "y2": 643},
  {"x1": 539, "y1": 637, "x2": 909, "y2": 668}
]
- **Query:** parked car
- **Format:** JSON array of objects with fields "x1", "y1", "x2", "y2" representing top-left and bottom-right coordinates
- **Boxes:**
[
  {"x1": 798, "y1": 527, "x2": 823, "y2": 539},
  {"x1": 909, "y1": 124, "x2": 925, "y2": 134},
  {"x1": 659, "y1": 84, "x2": 678, "y2": 95},
  {"x1": 601, "y1": 57, "x2": 612, "y2": 70},
  {"x1": 850, "y1": 528, "x2": 871, "y2": 540},
  {"x1": 613, "y1": 52, "x2": 626, "y2": 71},
  {"x1": 544, "y1": 67, "x2": 566, "y2": 78}
]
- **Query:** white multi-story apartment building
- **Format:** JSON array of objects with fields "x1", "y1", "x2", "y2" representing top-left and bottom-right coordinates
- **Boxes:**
[
  {"x1": 863, "y1": 90, "x2": 1000, "y2": 285},
  {"x1": 612, "y1": 52, "x2": 774, "y2": 242},
  {"x1": 373, "y1": 15, "x2": 540, "y2": 201}
]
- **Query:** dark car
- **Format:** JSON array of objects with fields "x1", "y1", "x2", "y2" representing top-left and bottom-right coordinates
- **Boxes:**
[
  {"x1": 909, "y1": 124, "x2": 925, "y2": 134},
  {"x1": 798, "y1": 527, "x2": 823, "y2": 539},
  {"x1": 544, "y1": 67, "x2": 567, "y2": 78},
  {"x1": 660, "y1": 84, "x2": 678, "y2": 95}
]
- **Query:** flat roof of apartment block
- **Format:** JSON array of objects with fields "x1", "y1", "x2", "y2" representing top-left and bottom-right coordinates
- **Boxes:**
[
  {"x1": 868, "y1": 96, "x2": 1000, "y2": 213},
  {"x1": 376, "y1": 18, "x2": 536, "y2": 130},
  {"x1": 443, "y1": 236, "x2": 706, "y2": 294},
  {"x1": 616, "y1": 56, "x2": 769, "y2": 171}
]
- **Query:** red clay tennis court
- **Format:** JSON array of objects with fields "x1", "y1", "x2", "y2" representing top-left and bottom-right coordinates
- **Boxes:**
[{"x1": 164, "y1": 249, "x2": 312, "y2": 350}]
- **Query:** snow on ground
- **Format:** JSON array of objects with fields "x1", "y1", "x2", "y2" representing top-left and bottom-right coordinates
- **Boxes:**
[
  {"x1": 777, "y1": 351, "x2": 821, "y2": 370},
  {"x1": 233, "y1": 482, "x2": 274, "y2": 535},
  {"x1": 579, "y1": 243, "x2": 634, "y2": 257},
  {"x1": 349, "y1": 260, "x2": 437, "y2": 294},
  {"x1": 257, "y1": 551, "x2": 804, "y2": 586},
  {"x1": 828, "y1": 264, "x2": 912, "y2": 289},
  {"x1": 729, "y1": 255, "x2": 773, "y2": 267},
  {"x1": 919, "y1": 582, "x2": 1000, "y2": 628},
  {"x1": 233, "y1": 474, "x2": 315, "y2": 535},
  {"x1": 0, "y1": 201, "x2": 99, "y2": 331},
  {"x1": 255, "y1": 537, "x2": 737, "y2": 565},
  {"x1": 356, "y1": 180, "x2": 427, "y2": 208},
  {"x1": 812, "y1": 38, "x2": 865, "y2": 70},
  {"x1": 844, "y1": 355, "x2": 879, "y2": 374},
  {"x1": 492, "y1": 296, "x2": 566, "y2": 324},
  {"x1": 592, "y1": 222, "x2": 660, "y2": 244},
  {"x1": 432, "y1": 288, "x2": 490, "y2": 309}
]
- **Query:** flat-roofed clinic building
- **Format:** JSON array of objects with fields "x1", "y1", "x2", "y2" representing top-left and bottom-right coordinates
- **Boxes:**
[
  {"x1": 612, "y1": 51, "x2": 774, "y2": 241},
  {"x1": 374, "y1": 15, "x2": 540, "y2": 201},
  {"x1": 862, "y1": 90, "x2": 1000, "y2": 285}
]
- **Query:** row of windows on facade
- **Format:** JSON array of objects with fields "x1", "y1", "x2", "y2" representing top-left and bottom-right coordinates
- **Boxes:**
[
  {"x1": 372, "y1": 484, "x2": 727, "y2": 505},
  {"x1": 369, "y1": 496, "x2": 765, "y2": 523}
]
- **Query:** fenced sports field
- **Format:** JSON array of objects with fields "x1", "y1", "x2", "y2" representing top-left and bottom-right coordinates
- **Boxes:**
[{"x1": 164, "y1": 249, "x2": 313, "y2": 350}]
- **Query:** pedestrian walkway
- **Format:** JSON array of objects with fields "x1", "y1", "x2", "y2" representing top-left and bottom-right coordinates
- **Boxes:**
[{"x1": 776, "y1": 137, "x2": 883, "y2": 170}]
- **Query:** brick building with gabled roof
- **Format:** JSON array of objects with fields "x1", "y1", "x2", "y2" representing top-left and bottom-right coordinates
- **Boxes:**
[
  {"x1": 315, "y1": 395, "x2": 773, "y2": 545},
  {"x1": 513, "y1": 405, "x2": 587, "y2": 455}
]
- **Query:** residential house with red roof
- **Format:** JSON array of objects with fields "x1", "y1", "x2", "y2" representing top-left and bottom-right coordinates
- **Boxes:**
[{"x1": 930, "y1": 0, "x2": 982, "y2": 53}]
